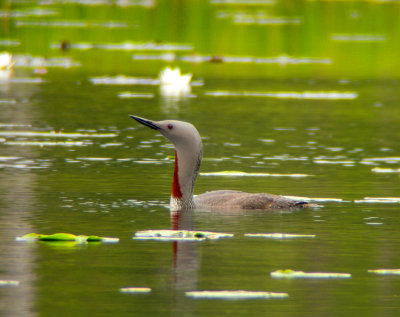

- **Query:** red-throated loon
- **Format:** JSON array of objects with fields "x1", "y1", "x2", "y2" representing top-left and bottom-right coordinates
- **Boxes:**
[{"x1": 130, "y1": 115, "x2": 316, "y2": 211}]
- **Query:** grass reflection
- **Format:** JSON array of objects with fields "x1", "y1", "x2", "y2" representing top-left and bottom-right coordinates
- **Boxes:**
[{"x1": 1, "y1": 1, "x2": 399, "y2": 78}]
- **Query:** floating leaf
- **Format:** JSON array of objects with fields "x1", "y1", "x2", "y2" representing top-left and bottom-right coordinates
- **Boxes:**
[
  {"x1": 39, "y1": 233, "x2": 77, "y2": 241},
  {"x1": 200, "y1": 171, "x2": 311, "y2": 177},
  {"x1": 354, "y1": 197, "x2": 400, "y2": 204},
  {"x1": 20, "y1": 233, "x2": 41, "y2": 240},
  {"x1": 284, "y1": 196, "x2": 344, "y2": 202},
  {"x1": 271, "y1": 269, "x2": 351, "y2": 279},
  {"x1": 120, "y1": 287, "x2": 152, "y2": 293},
  {"x1": 16, "y1": 233, "x2": 119, "y2": 244},
  {"x1": 133, "y1": 230, "x2": 233, "y2": 241},
  {"x1": 185, "y1": 290, "x2": 288, "y2": 300},
  {"x1": 0, "y1": 131, "x2": 117, "y2": 138},
  {"x1": 0, "y1": 280, "x2": 19, "y2": 286},
  {"x1": 86, "y1": 235, "x2": 103, "y2": 242},
  {"x1": 245, "y1": 233, "x2": 316, "y2": 239},
  {"x1": 371, "y1": 167, "x2": 400, "y2": 173},
  {"x1": 205, "y1": 90, "x2": 357, "y2": 100},
  {"x1": 368, "y1": 269, "x2": 400, "y2": 275}
]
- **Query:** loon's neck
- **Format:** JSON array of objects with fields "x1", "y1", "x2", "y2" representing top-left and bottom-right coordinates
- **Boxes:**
[{"x1": 169, "y1": 148, "x2": 201, "y2": 212}]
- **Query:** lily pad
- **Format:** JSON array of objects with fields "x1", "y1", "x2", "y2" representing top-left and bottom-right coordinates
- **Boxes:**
[
  {"x1": 0, "y1": 280, "x2": 19, "y2": 286},
  {"x1": 354, "y1": 197, "x2": 400, "y2": 204},
  {"x1": 39, "y1": 233, "x2": 77, "y2": 241},
  {"x1": 16, "y1": 233, "x2": 119, "y2": 244},
  {"x1": 133, "y1": 230, "x2": 233, "y2": 241},
  {"x1": 200, "y1": 171, "x2": 311, "y2": 178},
  {"x1": 20, "y1": 233, "x2": 41, "y2": 239},
  {"x1": 120, "y1": 287, "x2": 152, "y2": 293},
  {"x1": 368, "y1": 269, "x2": 400, "y2": 275},
  {"x1": 271, "y1": 269, "x2": 351, "y2": 279},
  {"x1": 245, "y1": 233, "x2": 316, "y2": 239},
  {"x1": 185, "y1": 290, "x2": 288, "y2": 300}
]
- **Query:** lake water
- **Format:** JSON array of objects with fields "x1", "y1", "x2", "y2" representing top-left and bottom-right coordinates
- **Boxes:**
[{"x1": 1, "y1": 1, "x2": 400, "y2": 316}]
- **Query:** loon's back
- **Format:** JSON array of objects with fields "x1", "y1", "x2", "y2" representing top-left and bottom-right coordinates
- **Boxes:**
[{"x1": 194, "y1": 190, "x2": 311, "y2": 210}]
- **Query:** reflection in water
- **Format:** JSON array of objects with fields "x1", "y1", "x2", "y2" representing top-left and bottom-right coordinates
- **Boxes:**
[
  {"x1": 160, "y1": 83, "x2": 191, "y2": 99},
  {"x1": 0, "y1": 72, "x2": 42, "y2": 317},
  {"x1": 170, "y1": 210, "x2": 198, "y2": 317},
  {"x1": 0, "y1": 172, "x2": 37, "y2": 317},
  {"x1": 0, "y1": 69, "x2": 12, "y2": 81},
  {"x1": 170, "y1": 210, "x2": 199, "y2": 289},
  {"x1": 0, "y1": 155, "x2": 37, "y2": 316},
  {"x1": 159, "y1": 83, "x2": 193, "y2": 115},
  {"x1": 1, "y1": 0, "x2": 400, "y2": 314}
]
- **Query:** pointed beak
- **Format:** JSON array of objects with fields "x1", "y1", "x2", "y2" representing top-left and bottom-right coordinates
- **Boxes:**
[{"x1": 130, "y1": 115, "x2": 160, "y2": 130}]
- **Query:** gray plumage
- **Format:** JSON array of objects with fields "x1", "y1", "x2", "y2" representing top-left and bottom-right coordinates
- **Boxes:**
[{"x1": 194, "y1": 190, "x2": 309, "y2": 210}]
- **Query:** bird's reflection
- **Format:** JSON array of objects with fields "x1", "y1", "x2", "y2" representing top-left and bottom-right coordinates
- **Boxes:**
[
  {"x1": 170, "y1": 210, "x2": 199, "y2": 292},
  {"x1": 170, "y1": 210, "x2": 198, "y2": 316}
]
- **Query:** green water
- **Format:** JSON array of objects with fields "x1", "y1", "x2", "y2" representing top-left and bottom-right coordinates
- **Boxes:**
[{"x1": 1, "y1": 1, "x2": 400, "y2": 316}]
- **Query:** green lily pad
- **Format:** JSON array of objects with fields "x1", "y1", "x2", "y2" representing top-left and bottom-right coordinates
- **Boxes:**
[
  {"x1": 16, "y1": 233, "x2": 119, "y2": 244},
  {"x1": 39, "y1": 233, "x2": 77, "y2": 241},
  {"x1": 86, "y1": 235, "x2": 103, "y2": 242},
  {"x1": 20, "y1": 233, "x2": 41, "y2": 239}
]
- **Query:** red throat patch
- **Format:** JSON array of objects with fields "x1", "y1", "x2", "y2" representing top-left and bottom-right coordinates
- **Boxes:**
[{"x1": 171, "y1": 150, "x2": 183, "y2": 198}]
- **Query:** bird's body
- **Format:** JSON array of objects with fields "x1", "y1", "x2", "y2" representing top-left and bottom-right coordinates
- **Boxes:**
[
  {"x1": 130, "y1": 116, "x2": 315, "y2": 211},
  {"x1": 194, "y1": 190, "x2": 308, "y2": 210}
]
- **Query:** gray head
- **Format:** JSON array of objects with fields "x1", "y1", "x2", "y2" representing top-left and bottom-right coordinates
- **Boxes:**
[
  {"x1": 130, "y1": 115, "x2": 202, "y2": 154},
  {"x1": 130, "y1": 115, "x2": 203, "y2": 210}
]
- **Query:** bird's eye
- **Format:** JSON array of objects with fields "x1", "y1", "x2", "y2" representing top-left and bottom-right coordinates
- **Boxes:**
[{"x1": 167, "y1": 124, "x2": 173, "y2": 130}]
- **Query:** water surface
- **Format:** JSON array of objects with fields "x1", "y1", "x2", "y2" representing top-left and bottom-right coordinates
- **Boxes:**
[{"x1": 1, "y1": 1, "x2": 400, "y2": 316}]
